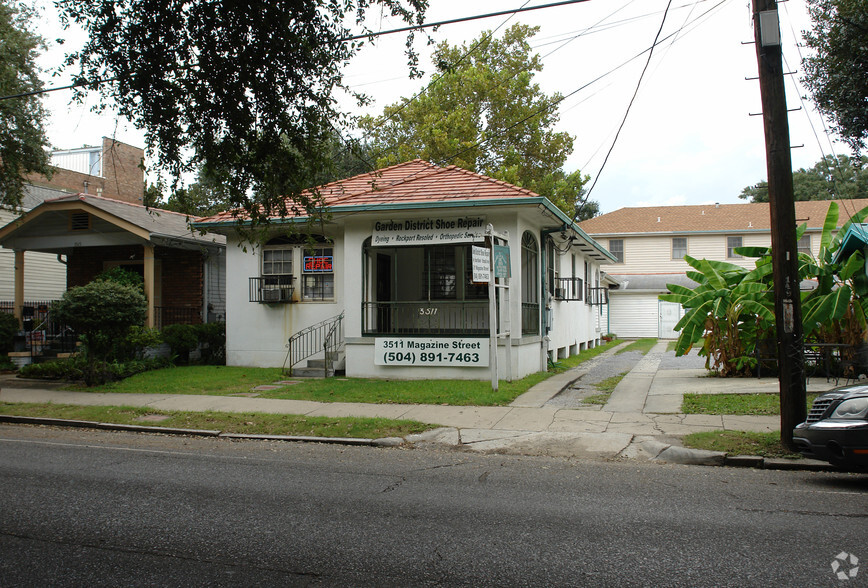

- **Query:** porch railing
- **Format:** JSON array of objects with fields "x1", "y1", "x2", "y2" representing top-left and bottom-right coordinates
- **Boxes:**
[
  {"x1": 362, "y1": 301, "x2": 489, "y2": 336},
  {"x1": 154, "y1": 306, "x2": 202, "y2": 328}
]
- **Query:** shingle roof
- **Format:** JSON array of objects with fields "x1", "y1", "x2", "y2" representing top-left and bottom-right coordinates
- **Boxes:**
[
  {"x1": 3, "y1": 193, "x2": 225, "y2": 247},
  {"x1": 196, "y1": 160, "x2": 541, "y2": 225},
  {"x1": 578, "y1": 199, "x2": 868, "y2": 235}
]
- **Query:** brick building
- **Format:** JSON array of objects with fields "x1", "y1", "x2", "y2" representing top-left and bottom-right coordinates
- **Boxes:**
[{"x1": 28, "y1": 137, "x2": 146, "y2": 204}]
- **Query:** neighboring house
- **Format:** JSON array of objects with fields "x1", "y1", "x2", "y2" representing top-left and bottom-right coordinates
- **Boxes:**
[
  {"x1": 1, "y1": 138, "x2": 148, "y2": 303},
  {"x1": 579, "y1": 199, "x2": 868, "y2": 339},
  {"x1": 193, "y1": 160, "x2": 615, "y2": 381},
  {"x1": 0, "y1": 193, "x2": 226, "y2": 331}
]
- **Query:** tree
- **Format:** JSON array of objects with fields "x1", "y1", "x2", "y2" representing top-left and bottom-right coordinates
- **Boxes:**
[
  {"x1": 0, "y1": 0, "x2": 52, "y2": 208},
  {"x1": 739, "y1": 155, "x2": 868, "y2": 202},
  {"x1": 359, "y1": 24, "x2": 598, "y2": 220},
  {"x1": 55, "y1": 0, "x2": 427, "y2": 228},
  {"x1": 802, "y1": 0, "x2": 868, "y2": 153}
]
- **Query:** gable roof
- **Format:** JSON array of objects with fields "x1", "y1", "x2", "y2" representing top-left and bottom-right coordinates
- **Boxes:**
[
  {"x1": 578, "y1": 199, "x2": 868, "y2": 236},
  {"x1": 196, "y1": 159, "x2": 542, "y2": 225},
  {"x1": 0, "y1": 192, "x2": 225, "y2": 249},
  {"x1": 194, "y1": 159, "x2": 616, "y2": 262}
]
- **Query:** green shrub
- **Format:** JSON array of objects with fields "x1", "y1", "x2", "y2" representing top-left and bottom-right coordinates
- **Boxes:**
[
  {"x1": 19, "y1": 355, "x2": 171, "y2": 382},
  {"x1": 0, "y1": 312, "x2": 19, "y2": 354},
  {"x1": 161, "y1": 324, "x2": 199, "y2": 364},
  {"x1": 94, "y1": 266, "x2": 144, "y2": 291},
  {"x1": 52, "y1": 281, "x2": 147, "y2": 385},
  {"x1": 116, "y1": 326, "x2": 163, "y2": 361}
]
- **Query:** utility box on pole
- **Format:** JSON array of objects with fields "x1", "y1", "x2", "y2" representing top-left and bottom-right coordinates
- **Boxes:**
[{"x1": 751, "y1": 0, "x2": 807, "y2": 448}]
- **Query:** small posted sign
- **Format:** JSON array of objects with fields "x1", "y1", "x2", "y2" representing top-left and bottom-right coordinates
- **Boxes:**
[
  {"x1": 493, "y1": 245, "x2": 510, "y2": 278},
  {"x1": 472, "y1": 245, "x2": 490, "y2": 283}
]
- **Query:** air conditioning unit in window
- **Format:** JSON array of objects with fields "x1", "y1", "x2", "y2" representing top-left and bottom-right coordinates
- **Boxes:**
[{"x1": 261, "y1": 287, "x2": 292, "y2": 303}]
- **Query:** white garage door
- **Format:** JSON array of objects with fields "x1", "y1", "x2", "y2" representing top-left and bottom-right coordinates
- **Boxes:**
[{"x1": 608, "y1": 294, "x2": 659, "y2": 339}]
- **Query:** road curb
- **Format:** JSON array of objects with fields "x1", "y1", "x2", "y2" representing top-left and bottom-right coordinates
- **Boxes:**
[
  {"x1": 0, "y1": 414, "x2": 390, "y2": 447},
  {"x1": 652, "y1": 442, "x2": 838, "y2": 472}
]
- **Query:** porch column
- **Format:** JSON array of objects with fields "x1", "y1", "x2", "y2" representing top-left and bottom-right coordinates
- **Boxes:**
[
  {"x1": 13, "y1": 250, "x2": 24, "y2": 328},
  {"x1": 143, "y1": 244, "x2": 156, "y2": 328}
]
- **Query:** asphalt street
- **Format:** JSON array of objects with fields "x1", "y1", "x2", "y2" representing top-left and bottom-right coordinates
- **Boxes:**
[{"x1": 1, "y1": 425, "x2": 865, "y2": 587}]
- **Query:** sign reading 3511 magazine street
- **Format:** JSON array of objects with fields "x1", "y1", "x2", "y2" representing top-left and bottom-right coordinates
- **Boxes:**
[{"x1": 375, "y1": 337, "x2": 489, "y2": 367}]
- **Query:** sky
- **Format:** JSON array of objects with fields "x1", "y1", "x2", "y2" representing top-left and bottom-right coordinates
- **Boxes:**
[{"x1": 33, "y1": 0, "x2": 844, "y2": 215}]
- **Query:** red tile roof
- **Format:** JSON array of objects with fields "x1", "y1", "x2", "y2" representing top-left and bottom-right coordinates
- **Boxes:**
[
  {"x1": 578, "y1": 199, "x2": 868, "y2": 235},
  {"x1": 196, "y1": 160, "x2": 542, "y2": 224}
]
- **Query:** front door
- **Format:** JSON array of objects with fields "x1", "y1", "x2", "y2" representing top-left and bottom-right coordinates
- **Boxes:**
[{"x1": 658, "y1": 300, "x2": 682, "y2": 339}]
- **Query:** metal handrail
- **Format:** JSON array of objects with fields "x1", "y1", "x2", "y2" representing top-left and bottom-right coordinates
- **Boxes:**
[{"x1": 287, "y1": 312, "x2": 344, "y2": 376}]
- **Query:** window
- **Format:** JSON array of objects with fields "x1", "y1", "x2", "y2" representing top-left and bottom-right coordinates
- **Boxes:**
[
  {"x1": 262, "y1": 248, "x2": 292, "y2": 276},
  {"x1": 672, "y1": 237, "x2": 687, "y2": 260},
  {"x1": 252, "y1": 235, "x2": 335, "y2": 303},
  {"x1": 302, "y1": 246, "x2": 334, "y2": 301},
  {"x1": 797, "y1": 234, "x2": 812, "y2": 255},
  {"x1": 727, "y1": 236, "x2": 743, "y2": 259},
  {"x1": 521, "y1": 232, "x2": 540, "y2": 335},
  {"x1": 609, "y1": 239, "x2": 624, "y2": 263}
]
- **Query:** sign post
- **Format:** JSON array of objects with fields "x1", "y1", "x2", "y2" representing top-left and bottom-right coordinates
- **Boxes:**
[{"x1": 485, "y1": 225, "x2": 511, "y2": 390}]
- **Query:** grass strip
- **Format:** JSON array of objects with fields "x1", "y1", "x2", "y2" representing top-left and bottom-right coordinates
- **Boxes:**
[
  {"x1": 682, "y1": 430, "x2": 802, "y2": 459},
  {"x1": 85, "y1": 339, "x2": 624, "y2": 406},
  {"x1": 0, "y1": 402, "x2": 435, "y2": 439},
  {"x1": 682, "y1": 393, "x2": 819, "y2": 416},
  {"x1": 617, "y1": 338, "x2": 658, "y2": 355}
]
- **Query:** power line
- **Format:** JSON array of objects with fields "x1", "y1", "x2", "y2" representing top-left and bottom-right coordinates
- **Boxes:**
[{"x1": 0, "y1": 0, "x2": 592, "y2": 103}]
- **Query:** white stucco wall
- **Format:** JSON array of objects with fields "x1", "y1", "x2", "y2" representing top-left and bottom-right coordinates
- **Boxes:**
[{"x1": 224, "y1": 207, "x2": 609, "y2": 380}]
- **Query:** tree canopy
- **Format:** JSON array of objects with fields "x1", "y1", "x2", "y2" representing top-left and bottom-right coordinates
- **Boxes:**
[
  {"x1": 802, "y1": 0, "x2": 868, "y2": 153},
  {"x1": 358, "y1": 24, "x2": 598, "y2": 220},
  {"x1": 0, "y1": 0, "x2": 52, "y2": 208},
  {"x1": 56, "y1": 0, "x2": 427, "y2": 227},
  {"x1": 739, "y1": 154, "x2": 868, "y2": 202}
]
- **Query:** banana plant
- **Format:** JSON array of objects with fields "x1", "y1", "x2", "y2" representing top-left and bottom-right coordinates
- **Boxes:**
[
  {"x1": 660, "y1": 255, "x2": 774, "y2": 374},
  {"x1": 660, "y1": 201, "x2": 868, "y2": 375}
]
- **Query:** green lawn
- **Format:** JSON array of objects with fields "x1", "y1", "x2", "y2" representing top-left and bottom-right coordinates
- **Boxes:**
[
  {"x1": 682, "y1": 430, "x2": 802, "y2": 459},
  {"x1": 0, "y1": 402, "x2": 435, "y2": 439},
  {"x1": 682, "y1": 393, "x2": 819, "y2": 416},
  {"x1": 84, "y1": 339, "x2": 624, "y2": 406},
  {"x1": 617, "y1": 338, "x2": 658, "y2": 355}
]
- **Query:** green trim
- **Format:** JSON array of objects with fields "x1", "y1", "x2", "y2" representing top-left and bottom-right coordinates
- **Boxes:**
[{"x1": 191, "y1": 197, "x2": 616, "y2": 262}]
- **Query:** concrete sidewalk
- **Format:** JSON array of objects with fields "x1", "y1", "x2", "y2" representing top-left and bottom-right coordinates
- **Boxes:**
[{"x1": 0, "y1": 344, "x2": 842, "y2": 469}]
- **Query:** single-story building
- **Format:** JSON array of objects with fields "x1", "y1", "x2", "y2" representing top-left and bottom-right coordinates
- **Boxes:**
[
  {"x1": 194, "y1": 160, "x2": 615, "y2": 381},
  {"x1": 0, "y1": 193, "x2": 226, "y2": 330}
]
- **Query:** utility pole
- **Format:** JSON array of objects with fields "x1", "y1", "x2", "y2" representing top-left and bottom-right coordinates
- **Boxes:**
[{"x1": 752, "y1": 0, "x2": 806, "y2": 449}]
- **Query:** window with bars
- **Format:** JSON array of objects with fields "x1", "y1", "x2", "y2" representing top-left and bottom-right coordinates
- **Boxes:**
[{"x1": 302, "y1": 246, "x2": 334, "y2": 301}]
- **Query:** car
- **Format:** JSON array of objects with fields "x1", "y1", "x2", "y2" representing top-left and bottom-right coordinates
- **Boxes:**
[{"x1": 793, "y1": 385, "x2": 868, "y2": 471}]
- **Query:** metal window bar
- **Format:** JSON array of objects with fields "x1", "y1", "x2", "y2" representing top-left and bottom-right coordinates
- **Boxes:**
[
  {"x1": 521, "y1": 302, "x2": 540, "y2": 335},
  {"x1": 249, "y1": 276, "x2": 295, "y2": 303},
  {"x1": 552, "y1": 278, "x2": 584, "y2": 301},
  {"x1": 586, "y1": 287, "x2": 609, "y2": 306}
]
